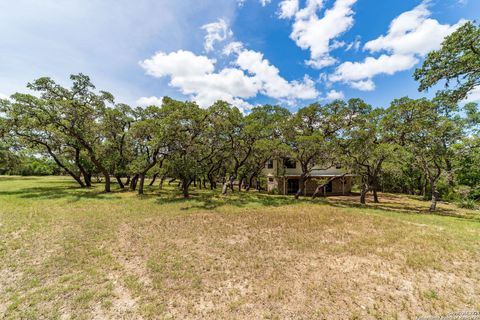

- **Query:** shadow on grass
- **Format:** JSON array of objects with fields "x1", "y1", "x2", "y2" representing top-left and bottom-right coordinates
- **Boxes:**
[
  {"x1": 154, "y1": 190, "x2": 301, "y2": 210},
  {"x1": 326, "y1": 196, "x2": 480, "y2": 221},
  {"x1": 0, "y1": 185, "x2": 123, "y2": 201},
  {"x1": 1, "y1": 177, "x2": 477, "y2": 220}
]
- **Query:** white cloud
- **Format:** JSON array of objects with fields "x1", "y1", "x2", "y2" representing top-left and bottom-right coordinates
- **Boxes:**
[
  {"x1": 278, "y1": 0, "x2": 299, "y2": 19},
  {"x1": 331, "y1": 2, "x2": 463, "y2": 90},
  {"x1": 140, "y1": 50, "x2": 215, "y2": 77},
  {"x1": 349, "y1": 79, "x2": 375, "y2": 91},
  {"x1": 223, "y1": 41, "x2": 244, "y2": 55},
  {"x1": 326, "y1": 89, "x2": 344, "y2": 100},
  {"x1": 201, "y1": 18, "x2": 233, "y2": 52},
  {"x1": 236, "y1": 49, "x2": 318, "y2": 100},
  {"x1": 136, "y1": 96, "x2": 164, "y2": 107},
  {"x1": 237, "y1": 0, "x2": 272, "y2": 7},
  {"x1": 140, "y1": 49, "x2": 318, "y2": 110},
  {"x1": 0, "y1": 93, "x2": 9, "y2": 100},
  {"x1": 289, "y1": 0, "x2": 357, "y2": 68},
  {"x1": 345, "y1": 36, "x2": 361, "y2": 51},
  {"x1": 364, "y1": 3, "x2": 462, "y2": 56},
  {"x1": 330, "y1": 54, "x2": 419, "y2": 84}
]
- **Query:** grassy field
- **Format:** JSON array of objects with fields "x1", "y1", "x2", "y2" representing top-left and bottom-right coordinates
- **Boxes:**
[{"x1": 0, "y1": 176, "x2": 479, "y2": 319}]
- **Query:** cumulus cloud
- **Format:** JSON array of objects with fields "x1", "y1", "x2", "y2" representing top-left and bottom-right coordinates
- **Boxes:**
[
  {"x1": 140, "y1": 49, "x2": 318, "y2": 110},
  {"x1": 326, "y1": 89, "x2": 344, "y2": 100},
  {"x1": 330, "y1": 54, "x2": 419, "y2": 90},
  {"x1": 278, "y1": 0, "x2": 299, "y2": 19},
  {"x1": 331, "y1": 2, "x2": 464, "y2": 90},
  {"x1": 201, "y1": 18, "x2": 233, "y2": 52},
  {"x1": 287, "y1": 0, "x2": 357, "y2": 68},
  {"x1": 140, "y1": 50, "x2": 215, "y2": 77},
  {"x1": 363, "y1": 3, "x2": 462, "y2": 56},
  {"x1": 136, "y1": 96, "x2": 164, "y2": 107}
]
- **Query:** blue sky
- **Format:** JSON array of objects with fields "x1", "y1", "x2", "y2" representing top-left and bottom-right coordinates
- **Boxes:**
[{"x1": 0, "y1": 0, "x2": 478, "y2": 111}]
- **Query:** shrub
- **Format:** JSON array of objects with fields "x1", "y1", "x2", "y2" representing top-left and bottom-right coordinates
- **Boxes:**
[{"x1": 458, "y1": 198, "x2": 478, "y2": 210}]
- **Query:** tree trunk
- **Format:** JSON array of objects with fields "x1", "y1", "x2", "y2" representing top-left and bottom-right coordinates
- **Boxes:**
[
  {"x1": 372, "y1": 177, "x2": 379, "y2": 203},
  {"x1": 115, "y1": 175, "x2": 125, "y2": 189},
  {"x1": 182, "y1": 178, "x2": 190, "y2": 198},
  {"x1": 209, "y1": 176, "x2": 216, "y2": 190},
  {"x1": 222, "y1": 176, "x2": 235, "y2": 195},
  {"x1": 295, "y1": 175, "x2": 306, "y2": 199},
  {"x1": 130, "y1": 174, "x2": 139, "y2": 191},
  {"x1": 47, "y1": 147, "x2": 85, "y2": 188},
  {"x1": 84, "y1": 173, "x2": 92, "y2": 187},
  {"x1": 373, "y1": 187, "x2": 379, "y2": 203},
  {"x1": 312, "y1": 175, "x2": 346, "y2": 199},
  {"x1": 429, "y1": 180, "x2": 439, "y2": 212},
  {"x1": 70, "y1": 174, "x2": 86, "y2": 188},
  {"x1": 246, "y1": 175, "x2": 255, "y2": 192},
  {"x1": 138, "y1": 173, "x2": 146, "y2": 195},
  {"x1": 238, "y1": 177, "x2": 244, "y2": 191},
  {"x1": 159, "y1": 175, "x2": 166, "y2": 189},
  {"x1": 149, "y1": 173, "x2": 159, "y2": 186},
  {"x1": 125, "y1": 176, "x2": 131, "y2": 186},
  {"x1": 104, "y1": 174, "x2": 111, "y2": 193},
  {"x1": 74, "y1": 148, "x2": 92, "y2": 188},
  {"x1": 360, "y1": 183, "x2": 369, "y2": 205}
]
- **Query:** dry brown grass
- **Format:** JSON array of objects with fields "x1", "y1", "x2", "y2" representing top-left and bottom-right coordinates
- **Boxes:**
[{"x1": 0, "y1": 176, "x2": 479, "y2": 319}]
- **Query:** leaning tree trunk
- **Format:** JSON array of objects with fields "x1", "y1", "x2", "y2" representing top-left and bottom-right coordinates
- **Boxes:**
[
  {"x1": 46, "y1": 147, "x2": 85, "y2": 188},
  {"x1": 312, "y1": 175, "x2": 346, "y2": 199},
  {"x1": 130, "y1": 174, "x2": 139, "y2": 191},
  {"x1": 149, "y1": 173, "x2": 159, "y2": 186},
  {"x1": 159, "y1": 175, "x2": 166, "y2": 189},
  {"x1": 115, "y1": 175, "x2": 124, "y2": 189}
]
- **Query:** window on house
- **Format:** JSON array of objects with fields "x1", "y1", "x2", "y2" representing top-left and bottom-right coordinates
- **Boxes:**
[
  {"x1": 266, "y1": 159, "x2": 274, "y2": 169},
  {"x1": 268, "y1": 177, "x2": 274, "y2": 183},
  {"x1": 284, "y1": 158, "x2": 297, "y2": 169}
]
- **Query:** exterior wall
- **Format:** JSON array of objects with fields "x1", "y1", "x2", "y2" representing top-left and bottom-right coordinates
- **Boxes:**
[
  {"x1": 261, "y1": 159, "x2": 353, "y2": 196},
  {"x1": 261, "y1": 159, "x2": 346, "y2": 177}
]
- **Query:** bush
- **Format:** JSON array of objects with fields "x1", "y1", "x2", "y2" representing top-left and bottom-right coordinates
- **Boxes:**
[{"x1": 458, "y1": 198, "x2": 478, "y2": 210}]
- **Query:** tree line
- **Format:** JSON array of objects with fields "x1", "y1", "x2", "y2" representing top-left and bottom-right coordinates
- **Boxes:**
[{"x1": 0, "y1": 22, "x2": 479, "y2": 211}]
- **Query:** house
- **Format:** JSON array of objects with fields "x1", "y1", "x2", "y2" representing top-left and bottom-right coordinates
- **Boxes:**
[{"x1": 261, "y1": 158, "x2": 355, "y2": 196}]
